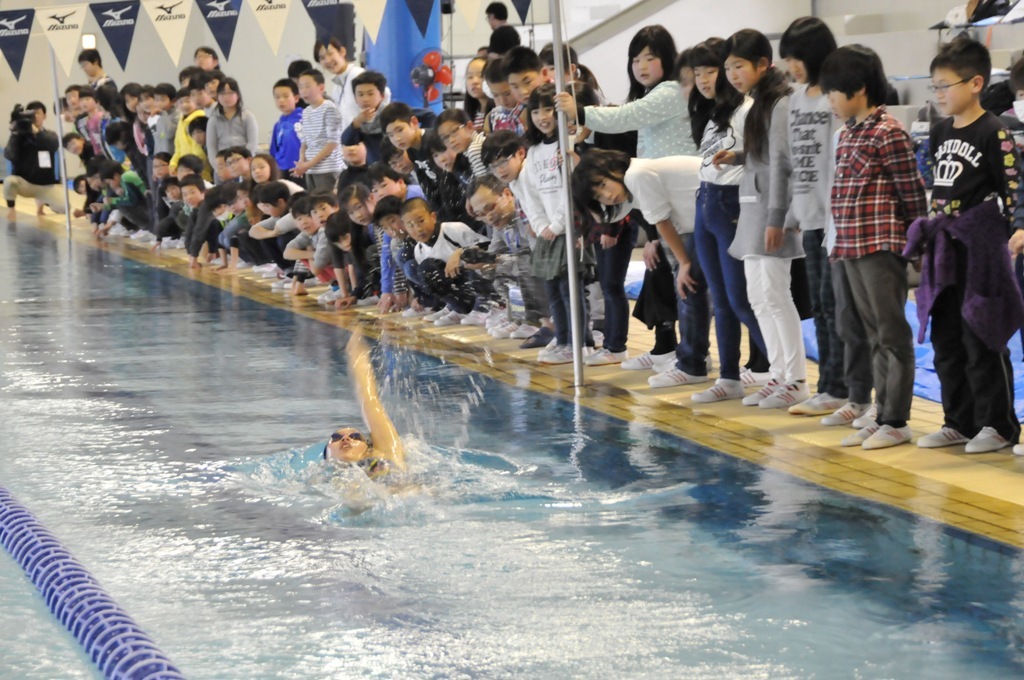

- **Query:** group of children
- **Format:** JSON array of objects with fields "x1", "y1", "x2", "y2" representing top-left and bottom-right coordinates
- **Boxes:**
[{"x1": 49, "y1": 21, "x2": 1024, "y2": 456}]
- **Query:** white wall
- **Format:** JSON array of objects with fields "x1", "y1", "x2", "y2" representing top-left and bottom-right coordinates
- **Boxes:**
[{"x1": 577, "y1": 0, "x2": 813, "y2": 104}]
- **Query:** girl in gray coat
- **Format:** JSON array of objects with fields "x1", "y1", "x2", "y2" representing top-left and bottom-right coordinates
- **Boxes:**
[{"x1": 713, "y1": 29, "x2": 808, "y2": 410}]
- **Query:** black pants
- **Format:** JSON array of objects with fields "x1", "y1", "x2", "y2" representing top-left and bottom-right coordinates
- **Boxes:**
[
  {"x1": 236, "y1": 228, "x2": 271, "y2": 266},
  {"x1": 419, "y1": 258, "x2": 496, "y2": 315},
  {"x1": 932, "y1": 243, "x2": 1019, "y2": 442},
  {"x1": 155, "y1": 216, "x2": 181, "y2": 240}
]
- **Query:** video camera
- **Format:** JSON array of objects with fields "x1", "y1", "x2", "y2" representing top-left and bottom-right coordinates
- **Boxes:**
[{"x1": 10, "y1": 104, "x2": 36, "y2": 135}]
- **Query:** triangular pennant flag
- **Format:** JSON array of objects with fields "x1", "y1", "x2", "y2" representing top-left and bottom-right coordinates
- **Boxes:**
[
  {"x1": 245, "y1": 0, "x2": 291, "y2": 54},
  {"x1": 404, "y1": 0, "x2": 434, "y2": 37},
  {"x1": 141, "y1": 0, "x2": 193, "y2": 65},
  {"x1": 350, "y1": 0, "x2": 386, "y2": 43},
  {"x1": 455, "y1": 0, "x2": 481, "y2": 31},
  {"x1": 196, "y1": 0, "x2": 243, "y2": 60},
  {"x1": 90, "y1": 1, "x2": 141, "y2": 70},
  {"x1": 0, "y1": 8, "x2": 35, "y2": 80},
  {"x1": 510, "y1": 0, "x2": 531, "y2": 24},
  {"x1": 301, "y1": 0, "x2": 344, "y2": 38},
  {"x1": 37, "y1": 4, "x2": 88, "y2": 76}
]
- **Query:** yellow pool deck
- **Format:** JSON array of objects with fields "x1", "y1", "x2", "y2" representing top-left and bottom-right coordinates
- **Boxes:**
[{"x1": 16, "y1": 206, "x2": 1024, "y2": 550}]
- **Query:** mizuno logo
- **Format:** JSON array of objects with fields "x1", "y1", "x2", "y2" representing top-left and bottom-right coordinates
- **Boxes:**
[
  {"x1": 48, "y1": 11, "x2": 76, "y2": 25},
  {"x1": 102, "y1": 7, "x2": 132, "y2": 21},
  {"x1": 206, "y1": 0, "x2": 233, "y2": 11},
  {"x1": 156, "y1": 2, "x2": 183, "y2": 14},
  {"x1": 0, "y1": 16, "x2": 26, "y2": 30},
  {"x1": 306, "y1": 0, "x2": 339, "y2": 7},
  {"x1": 257, "y1": 0, "x2": 285, "y2": 9}
]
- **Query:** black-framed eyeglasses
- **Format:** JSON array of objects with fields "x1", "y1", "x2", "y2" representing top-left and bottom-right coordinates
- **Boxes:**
[{"x1": 928, "y1": 80, "x2": 966, "y2": 93}]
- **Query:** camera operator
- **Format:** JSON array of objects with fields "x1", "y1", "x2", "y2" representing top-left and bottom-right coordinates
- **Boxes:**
[{"x1": 4, "y1": 101, "x2": 66, "y2": 221}]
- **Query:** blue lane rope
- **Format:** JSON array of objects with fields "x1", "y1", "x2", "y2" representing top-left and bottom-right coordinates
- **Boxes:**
[{"x1": 0, "y1": 486, "x2": 185, "y2": 679}]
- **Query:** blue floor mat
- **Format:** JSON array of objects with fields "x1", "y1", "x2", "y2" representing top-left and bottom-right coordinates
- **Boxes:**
[
  {"x1": 626, "y1": 280, "x2": 1024, "y2": 419},
  {"x1": 802, "y1": 300, "x2": 1024, "y2": 420}
]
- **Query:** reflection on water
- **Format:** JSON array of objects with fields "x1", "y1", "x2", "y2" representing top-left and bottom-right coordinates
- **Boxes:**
[{"x1": 0, "y1": 225, "x2": 1023, "y2": 678}]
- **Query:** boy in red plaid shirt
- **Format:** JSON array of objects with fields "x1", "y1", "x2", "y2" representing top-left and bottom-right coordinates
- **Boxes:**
[{"x1": 821, "y1": 45, "x2": 928, "y2": 450}]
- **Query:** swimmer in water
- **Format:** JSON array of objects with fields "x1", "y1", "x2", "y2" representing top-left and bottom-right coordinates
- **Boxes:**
[{"x1": 323, "y1": 333, "x2": 406, "y2": 478}]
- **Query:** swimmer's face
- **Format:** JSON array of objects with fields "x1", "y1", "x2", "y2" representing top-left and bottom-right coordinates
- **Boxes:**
[{"x1": 326, "y1": 428, "x2": 369, "y2": 463}]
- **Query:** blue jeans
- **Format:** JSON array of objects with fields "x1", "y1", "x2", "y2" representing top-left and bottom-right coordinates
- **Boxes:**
[
  {"x1": 545, "y1": 274, "x2": 593, "y2": 346},
  {"x1": 595, "y1": 221, "x2": 638, "y2": 353},
  {"x1": 692, "y1": 182, "x2": 766, "y2": 380},
  {"x1": 396, "y1": 242, "x2": 439, "y2": 309},
  {"x1": 669, "y1": 232, "x2": 711, "y2": 376},
  {"x1": 218, "y1": 215, "x2": 248, "y2": 251}
]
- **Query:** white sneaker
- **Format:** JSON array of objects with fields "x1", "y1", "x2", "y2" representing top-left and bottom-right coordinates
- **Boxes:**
[
  {"x1": 401, "y1": 307, "x2": 429, "y2": 318},
  {"x1": 965, "y1": 427, "x2": 1009, "y2": 454},
  {"x1": 317, "y1": 288, "x2": 342, "y2": 304},
  {"x1": 261, "y1": 268, "x2": 282, "y2": 279},
  {"x1": 510, "y1": 324, "x2": 539, "y2": 339},
  {"x1": 620, "y1": 351, "x2": 673, "y2": 371},
  {"x1": 820, "y1": 402, "x2": 871, "y2": 427},
  {"x1": 741, "y1": 379, "x2": 780, "y2": 406},
  {"x1": 484, "y1": 308, "x2": 508, "y2": 328},
  {"x1": 270, "y1": 277, "x2": 293, "y2": 291},
  {"x1": 740, "y1": 368, "x2": 771, "y2": 387},
  {"x1": 1013, "y1": 444, "x2": 1024, "y2": 456},
  {"x1": 648, "y1": 369, "x2": 708, "y2": 389},
  {"x1": 789, "y1": 393, "x2": 847, "y2": 416},
  {"x1": 917, "y1": 427, "x2": 970, "y2": 449},
  {"x1": 434, "y1": 310, "x2": 463, "y2": 326},
  {"x1": 356, "y1": 295, "x2": 380, "y2": 307},
  {"x1": 108, "y1": 224, "x2": 129, "y2": 237},
  {"x1": 861, "y1": 424, "x2": 913, "y2": 450},
  {"x1": 758, "y1": 382, "x2": 811, "y2": 409},
  {"x1": 490, "y1": 322, "x2": 522, "y2": 338},
  {"x1": 460, "y1": 310, "x2": 491, "y2": 326},
  {"x1": 209, "y1": 257, "x2": 224, "y2": 266},
  {"x1": 538, "y1": 345, "x2": 573, "y2": 365},
  {"x1": 131, "y1": 230, "x2": 156, "y2": 242},
  {"x1": 692, "y1": 379, "x2": 745, "y2": 403},
  {"x1": 424, "y1": 307, "x2": 451, "y2": 322},
  {"x1": 584, "y1": 348, "x2": 627, "y2": 366},
  {"x1": 252, "y1": 263, "x2": 278, "y2": 273},
  {"x1": 235, "y1": 260, "x2": 252, "y2": 270},
  {"x1": 842, "y1": 424, "x2": 879, "y2": 447},
  {"x1": 852, "y1": 405, "x2": 878, "y2": 430}
]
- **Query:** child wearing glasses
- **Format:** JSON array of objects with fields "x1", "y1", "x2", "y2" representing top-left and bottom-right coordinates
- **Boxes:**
[{"x1": 905, "y1": 37, "x2": 1024, "y2": 454}]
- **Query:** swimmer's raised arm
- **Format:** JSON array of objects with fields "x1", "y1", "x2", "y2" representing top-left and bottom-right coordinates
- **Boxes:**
[{"x1": 346, "y1": 333, "x2": 405, "y2": 469}]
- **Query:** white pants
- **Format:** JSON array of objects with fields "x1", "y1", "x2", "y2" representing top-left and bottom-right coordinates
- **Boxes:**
[
  {"x1": 3, "y1": 176, "x2": 67, "y2": 213},
  {"x1": 745, "y1": 256, "x2": 806, "y2": 384}
]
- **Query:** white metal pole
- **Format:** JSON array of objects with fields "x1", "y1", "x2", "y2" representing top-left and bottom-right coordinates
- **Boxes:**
[
  {"x1": 547, "y1": 0, "x2": 585, "y2": 389},
  {"x1": 49, "y1": 45, "x2": 72, "y2": 236}
]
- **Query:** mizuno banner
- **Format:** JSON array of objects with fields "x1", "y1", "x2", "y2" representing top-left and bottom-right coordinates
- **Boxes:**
[
  {"x1": 510, "y1": 0, "x2": 531, "y2": 23},
  {"x1": 245, "y1": 0, "x2": 291, "y2": 54},
  {"x1": 90, "y1": 1, "x2": 141, "y2": 70},
  {"x1": 350, "y1": 0, "x2": 385, "y2": 43},
  {"x1": 455, "y1": 0, "x2": 481, "y2": 31},
  {"x1": 0, "y1": 9, "x2": 34, "y2": 80},
  {"x1": 301, "y1": 0, "x2": 344, "y2": 39},
  {"x1": 37, "y1": 4, "x2": 88, "y2": 76},
  {"x1": 197, "y1": 0, "x2": 243, "y2": 60},
  {"x1": 141, "y1": 0, "x2": 193, "y2": 65},
  {"x1": 404, "y1": 0, "x2": 434, "y2": 37}
]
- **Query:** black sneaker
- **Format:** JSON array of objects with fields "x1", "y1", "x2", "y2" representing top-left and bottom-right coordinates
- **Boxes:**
[{"x1": 519, "y1": 326, "x2": 555, "y2": 349}]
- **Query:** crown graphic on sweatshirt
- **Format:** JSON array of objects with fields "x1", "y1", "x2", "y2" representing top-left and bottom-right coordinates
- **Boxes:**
[{"x1": 934, "y1": 158, "x2": 964, "y2": 186}]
